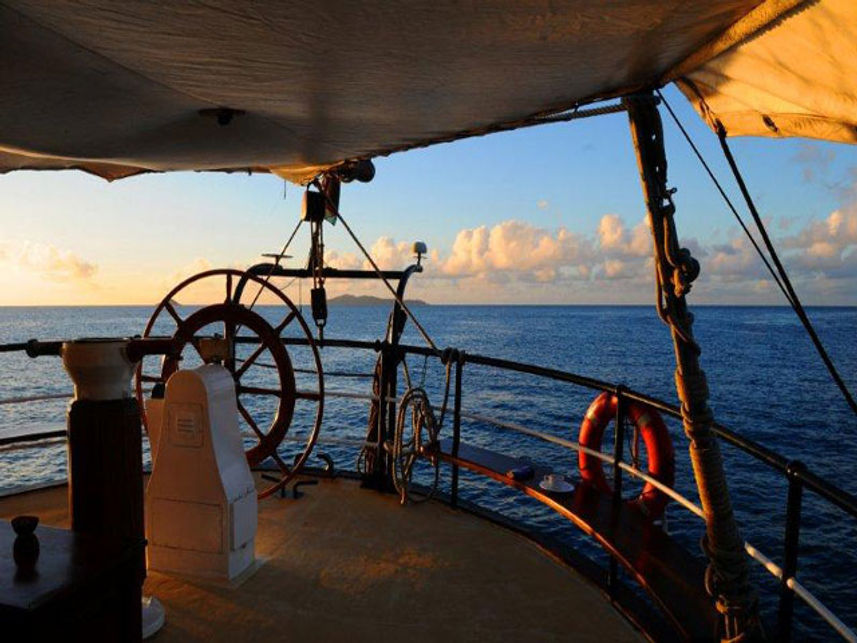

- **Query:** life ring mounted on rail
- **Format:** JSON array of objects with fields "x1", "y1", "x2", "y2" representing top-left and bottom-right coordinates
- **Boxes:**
[{"x1": 578, "y1": 391, "x2": 675, "y2": 519}]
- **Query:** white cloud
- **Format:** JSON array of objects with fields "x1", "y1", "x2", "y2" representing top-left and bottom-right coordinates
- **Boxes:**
[
  {"x1": 597, "y1": 214, "x2": 650, "y2": 256},
  {"x1": 138, "y1": 207, "x2": 857, "y2": 305},
  {"x1": 0, "y1": 240, "x2": 97, "y2": 282},
  {"x1": 324, "y1": 249, "x2": 361, "y2": 270},
  {"x1": 365, "y1": 237, "x2": 414, "y2": 270},
  {"x1": 441, "y1": 220, "x2": 590, "y2": 279}
]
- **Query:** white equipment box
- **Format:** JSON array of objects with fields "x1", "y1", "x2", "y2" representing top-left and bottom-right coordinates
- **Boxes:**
[{"x1": 146, "y1": 365, "x2": 257, "y2": 580}]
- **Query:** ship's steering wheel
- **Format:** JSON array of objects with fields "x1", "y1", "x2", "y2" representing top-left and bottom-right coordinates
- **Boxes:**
[{"x1": 135, "y1": 269, "x2": 323, "y2": 499}]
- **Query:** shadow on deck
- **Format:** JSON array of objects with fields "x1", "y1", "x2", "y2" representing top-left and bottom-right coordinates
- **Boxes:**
[{"x1": 1, "y1": 476, "x2": 642, "y2": 642}]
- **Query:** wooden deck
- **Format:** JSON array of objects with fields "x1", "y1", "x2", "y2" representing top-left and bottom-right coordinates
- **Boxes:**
[
  {"x1": 437, "y1": 441, "x2": 718, "y2": 640},
  {"x1": 1, "y1": 476, "x2": 643, "y2": 642}
]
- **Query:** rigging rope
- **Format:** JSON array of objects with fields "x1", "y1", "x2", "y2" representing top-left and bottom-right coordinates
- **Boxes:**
[
  {"x1": 712, "y1": 121, "x2": 857, "y2": 419},
  {"x1": 657, "y1": 88, "x2": 857, "y2": 419},
  {"x1": 391, "y1": 358, "x2": 453, "y2": 503},
  {"x1": 656, "y1": 90, "x2": 793, "y2": 305},
  {"x1": 235, "y1": 218, "x2": 303, "y2": 336},
  {"x1": 312, "y1": 180, "x2": 440, "y2": 354}
]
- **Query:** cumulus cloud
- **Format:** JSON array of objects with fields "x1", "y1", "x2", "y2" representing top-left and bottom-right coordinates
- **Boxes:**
[
  {"x1": 0, "y1": 240, "x2": 97, "y2": 282},
  {"x1": 597, "y1": 214, "x2": 650, "y2": 257},
  {"x1": 324, "y1": 248, "x2": 361, "y2": 270},
  {"x1": 441, "y1": 220, "x2": 590, "y2": 280},
  {"x1": 150, "y1": 207, "x2": 857, "y2": 305},
  {"x1": 365, "y1": 237, "x2": 415, "y2": 270},
  {"x1": 348, "y1": 204, "x2": 857, "y2": 303},
  {"x1": 780, "y1": 208, "x2": 857, "y2": 277}
]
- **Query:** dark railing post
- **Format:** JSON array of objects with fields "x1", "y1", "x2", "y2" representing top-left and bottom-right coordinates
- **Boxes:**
[
  {"x1": 386, "y1": 346, "x2": 399, "y2": 483},
  {"x1": 451, "y1": 352, "x2": 463, "y2": 508},
  {"x1": 777, "y1": 460, "x2": 806, "y2": 641},
  {"x1": 612, "y1": 386, "x2": 627, "y2": 503},
  {"x1": 373, "y1": 341, "x2": 391, "y2": 489},
  {"x1": 608, "y1": 386, "x2": 627, "y2": 594}
]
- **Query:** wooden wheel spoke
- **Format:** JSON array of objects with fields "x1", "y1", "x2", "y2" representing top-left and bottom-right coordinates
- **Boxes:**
[
  {"x1": 237, "y1": 400, "x2": 265, "y2": 439},
  {"x1": 136, "y1": 270, "x2": 323, "y2": 499},
  {"x1": 239, "y1": 385, "x2": 282, "y2": 397},
  {"x1": 164, "y1": 301, "x2": 183, "y2": 325},
  {"x1": 234, "y1": 343, "x2": 266, "y2": 378},
  {"x1": 224, "y1": 318, "x2": 237, "y2": 371},
  {"x1": 237, "y1": 401, "x2": 290, "y2": 472},
  {"x1": 274, "y1": 311, "x2": 297, "y2": 334}
]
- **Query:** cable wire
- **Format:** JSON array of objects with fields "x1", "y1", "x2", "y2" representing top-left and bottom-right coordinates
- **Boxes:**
[
  {"x1": 713, "y1": 120, "x2": 857, "y2": 418},
  {"x1": 312, "y1": 181, "x2": 439, "y2": 353},
  {"x1": 656, "y1": 89, "x2": 792, "y2": 305},
  {"x1": 234, "y1": 219, "x2": 302, "y2": 337}
]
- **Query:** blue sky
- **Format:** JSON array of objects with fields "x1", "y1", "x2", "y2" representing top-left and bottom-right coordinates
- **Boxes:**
[{"x1": 1, "y1": 85, "x2": 855, "y2": 305}]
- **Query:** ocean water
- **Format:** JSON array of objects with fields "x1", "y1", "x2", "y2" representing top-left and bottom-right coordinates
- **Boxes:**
[{"x1": 1, "y1": 304, "x2": 855, "y2": 639}]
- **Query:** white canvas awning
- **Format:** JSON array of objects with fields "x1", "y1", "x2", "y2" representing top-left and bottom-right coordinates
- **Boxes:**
[
  {"x1": 0, "y1": 0, "x2": 853, "y2": 182},
  {"x1": 674, "y1": 0, "x2": 857, "y2": 143}
]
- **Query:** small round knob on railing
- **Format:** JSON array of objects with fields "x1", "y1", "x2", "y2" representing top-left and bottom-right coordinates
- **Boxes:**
[{"x1": 785, "y1": 460, "x2": 806, "y2": 479}]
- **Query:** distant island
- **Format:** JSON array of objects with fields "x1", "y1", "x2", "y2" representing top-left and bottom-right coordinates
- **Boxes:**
[{"x1": 328, "y1": 294, "x2": 429, "y2": 307}]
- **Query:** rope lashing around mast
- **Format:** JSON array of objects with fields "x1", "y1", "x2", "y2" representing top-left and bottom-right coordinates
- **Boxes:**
[
  {"x1": 714, "y1": 122, "x2": 857, "y2": 420},
  {"x1": 624, "y1": 93, "x2": 758, "y2": 641}
]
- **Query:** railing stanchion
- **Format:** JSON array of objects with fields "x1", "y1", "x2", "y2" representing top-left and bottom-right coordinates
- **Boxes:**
[
  {"x1": 372, "y1": 341, "x2": 391, "y2": 489},
  {"x1": 608, "y1": 386, "x2": 627, "y2": 594},
  {"x1": 451, "y1": 352, "x2": 463, "y2": 508},
  {"x1": 612, "y1": 386, "x2": 627, "y2": 503},
  {"x1": 778, "y1": 460, "x2": 806, "y2": 642}
]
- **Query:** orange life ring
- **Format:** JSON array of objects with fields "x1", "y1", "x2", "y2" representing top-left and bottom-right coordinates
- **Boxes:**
[{"x1": 578, "y1": 391, "x2": 675, "y2": 518}]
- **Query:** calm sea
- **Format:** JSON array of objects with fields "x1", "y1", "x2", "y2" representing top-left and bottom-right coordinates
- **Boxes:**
[{"x1": 1, "y1": 304, "x2": 855, "y2": 638}]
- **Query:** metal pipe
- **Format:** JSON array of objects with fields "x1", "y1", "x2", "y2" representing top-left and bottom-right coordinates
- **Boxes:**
[
  {"x1": 778, "y1": 460, "x2": 806, "y2": 641},
  {"x1": 612, "y1": 387, "x2": 627, "y2": 503},
  {"x1": 8, "y1": 333, "x2": 857, "y2": 520},
  {"x1": 451, "y1": 355, "x2": 463, "y2": 508},
  {"x1": 787, "y1": 578, "x2": 857, "y2": 643},
  {"x1": 608, "y1": 388, "x2": 627, "y2": 595}
]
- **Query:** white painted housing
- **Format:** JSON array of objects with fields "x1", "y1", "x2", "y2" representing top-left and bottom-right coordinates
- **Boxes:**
[{"x1": 146, "y1": 365, "x2": 257, "y2": 580}]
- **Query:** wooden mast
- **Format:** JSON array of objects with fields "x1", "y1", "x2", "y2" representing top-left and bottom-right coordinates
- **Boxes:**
[{"x1": 624, "y1": 92, "x2": 759, "y2": 641}]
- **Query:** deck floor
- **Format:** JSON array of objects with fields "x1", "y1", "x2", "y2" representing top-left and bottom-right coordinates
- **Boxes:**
[{"x1": 1, "y1": 476, "x2": 642, "y2": 642}]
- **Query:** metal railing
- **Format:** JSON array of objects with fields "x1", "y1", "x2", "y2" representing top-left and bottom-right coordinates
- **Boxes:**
[{"x1": 2, "y1": 336, "x2": 856, "y2": 640}]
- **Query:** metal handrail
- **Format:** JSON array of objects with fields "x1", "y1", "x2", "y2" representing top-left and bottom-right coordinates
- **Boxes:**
[
  {"x1": 2, "y1": 336, "x2": 856, "y2": 639},
  {"x1": 457, "y1": 409, "x2": 856, "y2": 640},
  {"x1": 7, "y1": 335, "x2": 848, "y2": 517}
]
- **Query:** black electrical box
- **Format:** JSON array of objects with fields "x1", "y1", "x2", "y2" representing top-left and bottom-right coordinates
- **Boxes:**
[{"x1": 301, "y1": 190, "x2": 325, "y2": 222}]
